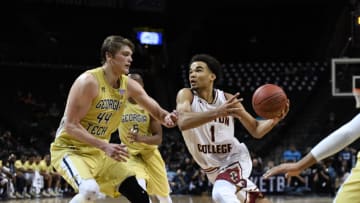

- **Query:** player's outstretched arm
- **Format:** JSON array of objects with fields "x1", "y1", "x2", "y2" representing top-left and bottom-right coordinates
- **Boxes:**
[
  {"x1": 227, "y1": 92, "x2": 289, "y2": 139},
  {"x1": 127, "y1": 78, "x2": 177, "y2": 128},
  {"x1": 264, "y1": 113, "x2": 360, "y2": 178},
  {"x1": 263, "y1": 153, "x2": 317, "y2": 179},
  {"x1": 176, "y1": 88, "x2": 242, "y2": 131}
]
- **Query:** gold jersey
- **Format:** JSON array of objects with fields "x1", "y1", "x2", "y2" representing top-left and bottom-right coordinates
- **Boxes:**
[
  {"x1": 54, "y1": 67, "x2": 128, "y2": 148},
  {"x1": 119, "y1": 101, "x2": 157, "y2": 155}
]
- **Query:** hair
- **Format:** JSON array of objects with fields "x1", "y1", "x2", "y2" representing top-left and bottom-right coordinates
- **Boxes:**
[
  {"x1": 100, "y1": 35, "x2": 135, "y2": 64},
  {"x1": 128, "y1": 72, "x2": 144, "y2": 87},
  {"x1": 190, "y1": 54, "x2": 222, "y2": 85}
]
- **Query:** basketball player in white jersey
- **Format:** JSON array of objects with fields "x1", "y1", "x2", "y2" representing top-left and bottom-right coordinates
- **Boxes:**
[
  {"x1": 264, "y1": 89, "x2": 360, "y2": 203},
  {"x1": 176, "y1": 54, "x2": 289, "y2": 203}
]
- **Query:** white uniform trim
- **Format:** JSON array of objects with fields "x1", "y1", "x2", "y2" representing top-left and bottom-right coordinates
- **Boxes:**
[{"x1": 311, "y1": 113, "x2": 360, "y2": 161}]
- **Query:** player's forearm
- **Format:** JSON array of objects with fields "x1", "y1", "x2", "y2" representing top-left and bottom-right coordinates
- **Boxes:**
[
  {"x1": 311, "y1": 113, "x2": 360, "y2": 161},
  {"x1": 254, "y1": 119, "x2": 279, "y2": 138},
  {"x1": 138, "y1": 134, "x2": 162, "y2": 145},
  {"x1": 296, "y1": 153, "x2": 318, "y2": 172},
  {"x1": 140, "y1": 97, "x2": 169, "y2": 124},
  {"x1": 177, "y1": 110, "x2": 220, "y2": 131},
  {"x1": 240, "y1": 117, "x2": 278, "y2": 139},
  {"x1": 64, "y1": 122, "x2": 107, "y2": 150}
]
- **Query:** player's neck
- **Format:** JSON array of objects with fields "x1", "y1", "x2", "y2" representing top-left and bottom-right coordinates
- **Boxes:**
[
  {"x1": 196, "y1": 88, "x2": 215, "y2": 103},
  {"x1": 102, "y1": 66, "x2": 120, "y2": 88}
]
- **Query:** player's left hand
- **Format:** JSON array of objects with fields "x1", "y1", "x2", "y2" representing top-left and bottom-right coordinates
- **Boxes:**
[
  {"x1": 128, "y1": 128, "x2": 140, "y2": 143},
  {"x1": 263, "y1": 162, "x2": 301, "y2": 179}
]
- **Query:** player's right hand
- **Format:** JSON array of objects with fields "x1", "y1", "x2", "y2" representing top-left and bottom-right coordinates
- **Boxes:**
[
  {"x1": 104, "y1": 143, "x2": 129, "y2": 162},
  {"x1": 218, "y1": 92, "x2": 243, "y2": 117},
  {"x1": 263, "y1": 162, "x2": 301, "y2": 179}
]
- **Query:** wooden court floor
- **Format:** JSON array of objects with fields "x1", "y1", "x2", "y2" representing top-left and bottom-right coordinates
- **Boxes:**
[{"x1": 1, "y1": 194, "x2": 333, "y2": 203}]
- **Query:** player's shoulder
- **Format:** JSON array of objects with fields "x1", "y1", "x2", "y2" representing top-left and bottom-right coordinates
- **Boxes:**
[
  {"x1": 176, "y1": 88, "x2": 194, "y2": 102},
  {"x1": 75, "y1": 70, "x2": 98, "y2": 88},
  {"x1": 177, "y1": 88, "x2": 193, "y2": 97},
  {"x1": 215, "y1": 89, "x2": 233, "y2": 100}
]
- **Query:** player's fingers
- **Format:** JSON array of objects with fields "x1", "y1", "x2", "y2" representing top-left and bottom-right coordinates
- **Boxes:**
[{"x1": 227, "y1": 92, "x2": 240, "y2": 102}]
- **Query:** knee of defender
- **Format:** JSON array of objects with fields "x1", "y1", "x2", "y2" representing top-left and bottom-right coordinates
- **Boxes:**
[{"x1": 79, "y1": 179, "x2": 100, "y2": 201}]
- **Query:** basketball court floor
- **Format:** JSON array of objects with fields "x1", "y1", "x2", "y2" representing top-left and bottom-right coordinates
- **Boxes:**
[{"x1": 2, "y1": 194, "x2": 333, "y2": 203}]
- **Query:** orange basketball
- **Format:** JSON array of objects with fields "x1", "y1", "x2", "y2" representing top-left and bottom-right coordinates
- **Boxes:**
[{"x1": 252, "y1": 84, "x2": 287, "y2": 119}]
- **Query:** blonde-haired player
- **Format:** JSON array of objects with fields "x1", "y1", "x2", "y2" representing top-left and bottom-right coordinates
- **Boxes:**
[
  {"x1": 119, "y1": 73, "x2": 172, "y2": 203},
  {"x1": 50, "y1": 35, "x2": 177, "y2": 203}
]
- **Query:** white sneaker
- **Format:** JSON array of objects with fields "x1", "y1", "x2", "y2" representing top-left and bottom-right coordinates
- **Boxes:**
[
  {"x1": 15, "y1": 192, "x2": 24, "y2": 199},
  {"x1": 8, "y1": 192, "x2": 16, "y2": 199},
  {"x1": 41, "y1": 190, "x2": 51, "y2": 197},
  {"x1": 48, "y1": 189, "x2": 57, "y2": 197},
  {"x1": 23, "y1": 192, "x2": 31, "y2": 198}
]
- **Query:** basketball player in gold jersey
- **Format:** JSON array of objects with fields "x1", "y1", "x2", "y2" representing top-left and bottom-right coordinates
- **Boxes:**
[
  {"x1": 119, "y1": 73, "x2": 172, "y2": 203},
  {"x1": 264, "y1": 90, "x2": 360, "y2": 203},
  {"x1": 50, "y1": 35, "x2": 177, "y2": 203}
]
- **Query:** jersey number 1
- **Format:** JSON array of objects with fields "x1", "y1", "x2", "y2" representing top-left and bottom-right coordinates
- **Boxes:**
[{"x1": 210, "y1": 125, "x2": 215, "y2": 142}]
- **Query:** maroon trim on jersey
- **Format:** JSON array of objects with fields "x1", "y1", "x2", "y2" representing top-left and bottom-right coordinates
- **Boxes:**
[{"x1": 203, "y1": 166, "x2": 219, "y2": 173}]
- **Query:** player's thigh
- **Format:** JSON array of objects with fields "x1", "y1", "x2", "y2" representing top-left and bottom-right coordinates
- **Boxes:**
[
  {"x1": 128, "y1": 154, "x2": 148, "y2": 180},
  {"x1": 334, "y1": 167, "x2": 360, "y2": 203},
  {"x1": 51, "y1": 149, "x2": 94, "y2": 191},
  {"x1": 144, "y1": 150, "x2": 170, "y2": 195}
]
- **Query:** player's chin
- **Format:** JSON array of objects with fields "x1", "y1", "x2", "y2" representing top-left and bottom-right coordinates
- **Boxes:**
[
  {"x1": 123, "y1": 68, "x2": 129, "y2": 75},
  {"x1": 190, "y1": 86, "x2": 198, "y2": 90}
]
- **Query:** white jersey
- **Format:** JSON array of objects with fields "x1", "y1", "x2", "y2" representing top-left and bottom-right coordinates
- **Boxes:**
[{"x1": 182, "y1": 89, "x2": 252, "y2": 177}]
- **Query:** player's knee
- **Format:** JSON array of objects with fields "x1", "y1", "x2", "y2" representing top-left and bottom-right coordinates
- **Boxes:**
[{"x1": 78, "y1": 179, "x2": 99, "y2": 201}]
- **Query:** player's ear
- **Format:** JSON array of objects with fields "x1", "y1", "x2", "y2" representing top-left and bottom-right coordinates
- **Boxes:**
[
  {"x1": 105, "y1": 51, "x2": 113, "y2": 60},
  {"x1": 210, "y1": 73, "x2": 216, "y2": 81}
]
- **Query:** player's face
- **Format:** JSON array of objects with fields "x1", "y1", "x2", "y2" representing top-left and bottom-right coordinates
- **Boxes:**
[
  {"x1": 189, "y1": 61, "x2": 215, "y2": 90},
  {"x1": 108, "y1": 46, "x2": 133, "y2": 75}
]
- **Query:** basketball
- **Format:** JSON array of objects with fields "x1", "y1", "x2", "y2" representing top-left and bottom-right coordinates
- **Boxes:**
[{"x1": 252, "y1": 84, "x2": 287, "y2": 119}]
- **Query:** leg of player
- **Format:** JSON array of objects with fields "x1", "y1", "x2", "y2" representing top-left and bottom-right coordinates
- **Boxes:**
[
  {"x1": 156, "y1": 194, "x2": 173, "y2": 203},
  {"x1": 137, "y1": 178, "x2": 152, "y2": 203},
  {"x1": 69, "y1": 179, "x2": 99, "y2": 203},
  {"x1": 212, "y1": 180, "x2": 239, "y2": 203},
  {"x1": 118, "y1": 176, "x2": 150, "y2": 203}
]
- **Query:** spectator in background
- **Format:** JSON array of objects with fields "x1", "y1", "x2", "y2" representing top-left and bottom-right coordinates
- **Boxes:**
[{"x1": 282, "y1": 144, "x2": 302, "y2": 162}]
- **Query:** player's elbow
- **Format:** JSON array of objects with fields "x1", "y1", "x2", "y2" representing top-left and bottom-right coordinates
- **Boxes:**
[
  {"x1": 177, "y1": 119, "x2": 191, "y2": 131},
  {"x1": 63, "y1": 121, "x2": 78, "y2": 135},
  {"x1": 250, "y1": 132, "x2": 266, "y2": 139}
]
